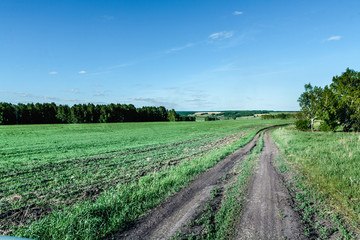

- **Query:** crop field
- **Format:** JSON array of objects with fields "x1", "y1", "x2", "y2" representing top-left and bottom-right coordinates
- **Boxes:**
[
  {"x1": 271, "y1": 127, "x2": 360, "y2": 234},
  {"x1": 0, "y1": 119, "x2": 287, "y2": 238}
]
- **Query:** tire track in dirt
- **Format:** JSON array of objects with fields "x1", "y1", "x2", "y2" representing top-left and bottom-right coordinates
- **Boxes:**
[
  {"x1": 235, "y1": 131, "x2": 305, "y2": 239},
  {"x1": 111, "y1": 131, "x2": 263, "y2": 240}
]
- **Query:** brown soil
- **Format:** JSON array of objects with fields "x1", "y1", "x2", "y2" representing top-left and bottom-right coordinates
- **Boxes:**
[
  {"x1": 235, "y1": 132, "x2": 305, "y2": 239},
  {"x1": 111, "y1": 131, "x2": 262, "y2": 240}
]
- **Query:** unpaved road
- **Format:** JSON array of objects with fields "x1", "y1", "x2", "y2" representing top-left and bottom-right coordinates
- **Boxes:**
[
  {"x1": 112, "y1": 128, "x2": 304, "y2": 240},
  {"x1": 236, "y1": 131, "x2": 305, "y2": 239},
  {"x1": 113, "y1": 131, "x2": 262, "y2": 240}
]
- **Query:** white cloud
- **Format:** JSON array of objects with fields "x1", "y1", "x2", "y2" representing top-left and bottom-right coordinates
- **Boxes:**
[
  {"x1": 78, "y1": 70, "x2": 87, "y2": 74},
  {"x1": 165, "y1": 43, "x2": 195, "y2": 54},
  {"x1": 49, "y1": 71, "x2": 58, "y2": 75},
  {"x1": 327, "y1": 36, "x2": 342, "y2": 41},
  {"x1": 233, "y1": 11, "x2": 243, "y2": 15},
  {"x1": 209, "y1": 31, "x2": 234, "y2": 40}
]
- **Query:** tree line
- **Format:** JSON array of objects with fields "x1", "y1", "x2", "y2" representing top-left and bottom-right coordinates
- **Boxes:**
[
  {"x1": 0, "y1": 102, "x2": 194, "y2": 125},
  {"x1": 260, "y1": 113, "x2": 294, "y2": 120},
  {"x1": 297, "y1": 68, "x2": 360, "y2": 132}
]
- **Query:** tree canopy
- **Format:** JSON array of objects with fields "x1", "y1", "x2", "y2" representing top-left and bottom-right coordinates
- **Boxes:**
[
  {"x1": 0, "y1": 103, "x2": 194, "y2": 125},
  {"x1": 297, "y1": 68, "x2": 360, "y2": 132}
]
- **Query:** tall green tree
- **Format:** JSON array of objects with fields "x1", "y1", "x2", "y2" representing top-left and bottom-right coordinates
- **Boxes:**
[
  {"x1": 298, "y1": 83, "x2": 323, "y2": 131},
  {"x1": 330, "y1": 68, "x2": 360, "y2": 131}
]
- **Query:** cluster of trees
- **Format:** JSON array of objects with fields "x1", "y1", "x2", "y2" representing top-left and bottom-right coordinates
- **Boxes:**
[
  {"x1": 204, "y1": 116, "x2": 219, "y2": 121},
  {"x1": 167, "y1": 109, "x2": 196, "y2": 122},
  {"x1": 297, "y1": 68, "x2": 360, "y2": 132},
  {"x1": 222, "y1": 110, "x2": 270, "y2": 119},
  {"x1": 0, "y1": 102, "x2": 194, "y2": 125},
  {"x1": 260, "y1": 113, "x2": 294, "y2": 120}
]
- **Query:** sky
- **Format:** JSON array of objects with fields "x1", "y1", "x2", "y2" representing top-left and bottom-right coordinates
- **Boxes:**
[{"x1": 1, "y1": 0, "x2": 359, "y2": 111}]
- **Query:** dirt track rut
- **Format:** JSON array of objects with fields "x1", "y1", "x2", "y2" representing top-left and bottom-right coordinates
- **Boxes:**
[{"x1": 236, "y1": 131, "x2": 305, "y2": 239}]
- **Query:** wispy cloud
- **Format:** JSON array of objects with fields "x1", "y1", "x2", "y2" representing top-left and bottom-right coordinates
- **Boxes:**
[
  {"x1": 327, "y1": 36, "x2": 342, "y2": 41},
  {"x1": 209, "y1": 31, "x2": 234, "y2": 40},
  {"x1": 64, "y1": 89, "x2": 80, "y2": 94},
  {"x1": 108, "y1": 62, "x2": 135, "y2": 70},
  {"x1": 165, "y1": 43, "x2": 195, "y2": 54},
  {"x1": 0, "y1": 90, "x2": 84, "y2": 103},
  {"x1": 93, "y1": 90, "x2": 110, "y2": 97},
  {"x1": 78, "y1": 70, "x2": 87, "y2": 74},
  {"x1": 49, "y1": 71, "x2": 58, "y2": 75},
  {"x1": 233, "y1": 11, "x2": 243, "y2": 15}
]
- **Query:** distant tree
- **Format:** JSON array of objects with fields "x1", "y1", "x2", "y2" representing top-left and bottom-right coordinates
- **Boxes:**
[
  {"x1": 298, "y1": 83, "x2": 323, "y2": 131},
  {"x1": 57, "y1": 105, "x2": 71, "y2": 123},
  {"x1": 167, "y1": 109, "x2": 178, "y2": 122},
  {"x1": 0, "y1": 103, "x2": 16, "y2": 124},
  {"x1": 204, "y1": 116, "x2": 218, "y2": 121}
]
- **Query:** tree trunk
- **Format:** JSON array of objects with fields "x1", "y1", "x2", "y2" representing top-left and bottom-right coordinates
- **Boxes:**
[{"x1": 311, "y1": 118, "x2": 314, "y2": 132}]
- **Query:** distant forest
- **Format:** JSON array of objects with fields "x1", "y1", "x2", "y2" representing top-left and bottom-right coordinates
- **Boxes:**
[{"x1": 0, "y1": 102, "x2": 195, "y2": 125}]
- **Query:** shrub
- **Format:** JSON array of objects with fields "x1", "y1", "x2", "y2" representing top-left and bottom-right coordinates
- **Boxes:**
[
  {"x1": 295, "y1": 119, "x2": 311, "y2": 131},
  {"x1": 319, "y1": 121, "x2": 338, "y2": 132}
]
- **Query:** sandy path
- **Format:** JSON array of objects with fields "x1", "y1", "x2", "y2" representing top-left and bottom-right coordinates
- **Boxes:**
[
  {"x1": 235, "y1": 132, "x2": 305, "y2": 239},
  {"x1": 112, "y1": 131, "x2": 262, "y2": 240}
]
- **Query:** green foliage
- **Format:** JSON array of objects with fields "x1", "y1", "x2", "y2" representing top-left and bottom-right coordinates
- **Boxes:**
[
  {"x1": 204, "y1": 116, "x2": 219, "y2": 121},
  {"x1": 298, "y1": 68, "x2": 360, "y2": 132},
  {"x1": 221, "y1": 110, "x2": 271, "y2": 118},
  {"x1": 260, "y1": 113, "x2": 294, "y2": 120},
  {"x1": 319, "y1": 121, "x2": 337, "y2": 132},
  {"x1": 167, "y1": 109, "x2": 178, "y2": 122},
  {"x1": 330, "y1": 68, "x2": 360, "y2": 131},
  {"x1": 0, "y1": 102, "x2": 175, "y2": 125},
  {"x1": 298, "y1": 83, "x2": 323, "y2": 131},
  {"x1": 295, "y1": 119, "x2": 311, "y2": 131}
]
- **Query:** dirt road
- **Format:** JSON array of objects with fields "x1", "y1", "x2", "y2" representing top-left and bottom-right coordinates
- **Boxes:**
[
  {"x1": 235, "y1": 131, "x2": 305, "y2": 239},
  {"x1": 112, "y1": 128, "x2": 304, "y2": 240},
  {"x1": 113, "y1": 131, "x2": 262, "y2": 240}
]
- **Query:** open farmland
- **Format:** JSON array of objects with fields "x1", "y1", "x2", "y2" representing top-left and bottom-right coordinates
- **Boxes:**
[{"x1": 0, "y1": 119, "x2": 288, "y2": 238}]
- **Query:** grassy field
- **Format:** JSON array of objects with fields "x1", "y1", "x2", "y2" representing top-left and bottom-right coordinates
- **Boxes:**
[
  {"x1": 0, "y1": 119, "x2": 288, "y2": 239},
  {"x1": 271, "y1": 126, "x2": 360, "y2": 234}
]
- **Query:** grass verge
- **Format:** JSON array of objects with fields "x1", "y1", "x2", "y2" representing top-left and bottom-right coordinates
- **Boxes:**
[{"x1": 271, "y1": 126, "x2": 360, "y2": 239}]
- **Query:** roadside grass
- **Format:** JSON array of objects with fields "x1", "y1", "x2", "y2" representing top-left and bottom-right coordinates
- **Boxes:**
[
  {"x1": 271, "y1": 126, "x2": 360, "y2": 238},
  {"x1": 172, "y1": 133, "x2": 264, "y2": 239},
  {"x1": 13, "y1": 124, "x2": 273, "y2": 239}
]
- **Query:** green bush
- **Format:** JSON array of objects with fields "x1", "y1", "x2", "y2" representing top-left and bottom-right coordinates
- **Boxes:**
[
  {"x1": 319, "y1": 121, "x2": 338, "y2": 132},
  {"x1": 295, "y1": 119, "x2": 311, "y2": 131}
]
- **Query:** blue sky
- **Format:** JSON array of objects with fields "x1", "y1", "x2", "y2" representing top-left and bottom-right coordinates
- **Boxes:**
[{"x1": 1, "y1": 0, "x2": 359, "y2": 111}]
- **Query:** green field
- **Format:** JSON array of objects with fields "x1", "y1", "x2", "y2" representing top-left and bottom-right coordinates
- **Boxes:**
[
  {"x1": 0, "y1": 119, "x2": 287, "y2": 239},
  {"x1": 271, "y1": 127, "x2": 360, "y2": 233}
]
